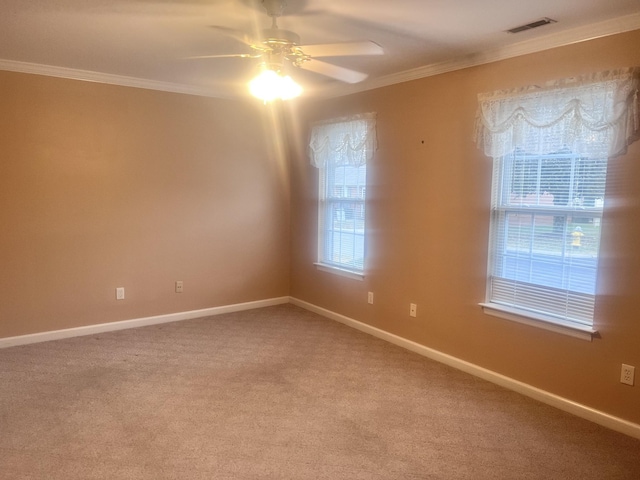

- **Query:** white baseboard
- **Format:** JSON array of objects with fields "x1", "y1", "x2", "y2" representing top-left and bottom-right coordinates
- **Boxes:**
[
  {"x1": 0, "y1": 297, "x2": 290, "y2": 349},
  {"x1": 289, "y1": 297, "x2": 640, "y2": 440}
]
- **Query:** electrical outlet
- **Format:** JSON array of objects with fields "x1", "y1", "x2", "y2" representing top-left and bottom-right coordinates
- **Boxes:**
[
  {"x1": 410, "y1": 303, "x2": 417, "y2": 317},
  {"x1": 116, "y1": 287, "x2": 125, "y2": 300},
  {"x1": 367, "y1": 292, "x2": 374, "y2": 304},
  {"x1": 621, "y1": 364, "x2": 635, "y2": 386},
  {"x1": 175, "y1": 281, "x2": 184, "y2": 293}
]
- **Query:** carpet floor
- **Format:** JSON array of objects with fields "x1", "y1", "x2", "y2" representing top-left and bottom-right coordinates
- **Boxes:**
[{"x1": 1, "y1": 304, "x2": 639, "y2": 479}]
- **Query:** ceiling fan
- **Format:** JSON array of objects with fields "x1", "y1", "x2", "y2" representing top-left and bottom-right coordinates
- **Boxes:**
[{"x1": 190, "y1": 0, "x2": 384, "y2": 85}]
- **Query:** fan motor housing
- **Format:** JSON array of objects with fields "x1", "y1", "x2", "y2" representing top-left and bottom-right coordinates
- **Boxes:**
[{"x1": 261, "y1": 28, "x2": 300, "y2": 46}]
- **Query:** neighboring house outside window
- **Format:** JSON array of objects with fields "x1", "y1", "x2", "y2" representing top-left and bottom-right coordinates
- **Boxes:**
[
  {"x1": 308, "y1": 113, "x2": 377, "y2": 278},
  {"x1": 476, "y1": 68, "x2": 639, "y2": 339}
]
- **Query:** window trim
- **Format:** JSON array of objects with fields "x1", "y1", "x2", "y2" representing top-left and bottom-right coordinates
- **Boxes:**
[
  {"x1": 314, "y1": 262, "x2": 365, "y2": 280},
  {"x1": 316, "y1": 162, "x2": 367, "y2": 275},
  {"x1": 479, "y1": 302, "x2": 597, "y2": 341},
  {"x1": 484, "y1": 151, "x2": 605, "y2": 338}
]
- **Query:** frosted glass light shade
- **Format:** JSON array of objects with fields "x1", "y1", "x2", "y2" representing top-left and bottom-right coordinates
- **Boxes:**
[{"x1": 249, "y1": 69, "x2": 302, "y2": 101}]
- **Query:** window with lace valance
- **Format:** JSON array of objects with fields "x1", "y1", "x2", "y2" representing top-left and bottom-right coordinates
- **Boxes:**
[
  {"x1": 476, "y1": 68, "x2": 640, "y2": 339},
  {"x1": 309, "y1": 113, "x2": 377, "y2": 277}
]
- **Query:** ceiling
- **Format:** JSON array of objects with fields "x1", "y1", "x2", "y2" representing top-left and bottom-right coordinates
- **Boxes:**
[{"x1": 1, "y1": 0, "x2": 639, "y2": 99}]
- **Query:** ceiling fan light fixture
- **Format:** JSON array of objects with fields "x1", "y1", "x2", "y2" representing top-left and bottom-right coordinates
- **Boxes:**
[{"x1": 249, "y1": 68, "x2": 302, "y2": 102}]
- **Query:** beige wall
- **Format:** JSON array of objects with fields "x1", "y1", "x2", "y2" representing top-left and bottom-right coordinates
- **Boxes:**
[
  {"x1": 288, "y1": 30, "x2": 640, "y2": 424},
  {"x1": 0, "y1": 71, "x2": 290, "y2": 338}
]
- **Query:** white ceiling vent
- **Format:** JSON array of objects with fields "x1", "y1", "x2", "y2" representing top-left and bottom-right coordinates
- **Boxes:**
[{"x1": 507, "y1": 18, "x2": 557, "y2": 34}]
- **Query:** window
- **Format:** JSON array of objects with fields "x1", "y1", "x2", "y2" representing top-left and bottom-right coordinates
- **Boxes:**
[
  {"x1": 308, "y1": 113, "x2": 377, "y2": 276},
  {"x1": 489, "y1": 150, "x2": 606, "y2": 328},
  {"x1": 476, "y1": 68, "x2": 639, "y2": 337},
  {"x1": 319, "y1": 163, "x2": 366, "y2": 272}
]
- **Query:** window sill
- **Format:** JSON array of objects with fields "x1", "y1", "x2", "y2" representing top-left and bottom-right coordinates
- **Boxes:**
[
  {"x1": 479, "y1": 303, "x2": 598, "y2": 342},
  {"x1": 314, "y1": 263, "x2": 364, "y2": 281}
]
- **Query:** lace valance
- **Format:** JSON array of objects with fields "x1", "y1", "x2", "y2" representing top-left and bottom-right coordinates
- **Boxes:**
[
  {"x1": 475, "y1": 68, "x2": 640, "y2": 159},
  {"x1": 309, "y1": 112, "x2": 377, "y2": 168}
]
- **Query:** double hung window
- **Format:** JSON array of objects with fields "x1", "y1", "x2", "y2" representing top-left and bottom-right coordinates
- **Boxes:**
[
  {"x1": 308, "y1": 113, "x2": 377, "y2": 276},
  {"x1": 489, "y1": 150, "x2": 606, "y2": 328},
  {"x1": 476, "y1": 69, "x2": 639, "y2": 337},
  {"x1": 318, "y1": 162, "x2": 367, "y2": 272}
]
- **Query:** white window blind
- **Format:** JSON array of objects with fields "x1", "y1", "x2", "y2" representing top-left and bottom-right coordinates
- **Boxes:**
[
  {"x1": 309, "y1": 113, "x2": 377, "y2": 274},
  {"x1": 476, "y1": 68, "x2": 640, "y2": 331}
]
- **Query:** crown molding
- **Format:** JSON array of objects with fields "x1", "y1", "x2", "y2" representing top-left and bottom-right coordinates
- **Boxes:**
[
  {"x1": 320, "y1": 11, "x2": 640, "y2": 98},
  {"x1": 1, "y1": 12, "x2": 639, "y2": 100}
]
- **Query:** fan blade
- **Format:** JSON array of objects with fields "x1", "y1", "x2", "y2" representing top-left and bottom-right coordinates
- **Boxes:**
[
  {"x1": 209, "y1": 26, "x2": 255, "y2": 46},
  {"x1": 298, "y1": 41, "x2": 383, "y2": 58},
  {"x1": 186, "y1": 53, "x2": 258, "y2": 59},
  {"x1": 298, "y1": 59, "x2": 368, "y2": 84}
]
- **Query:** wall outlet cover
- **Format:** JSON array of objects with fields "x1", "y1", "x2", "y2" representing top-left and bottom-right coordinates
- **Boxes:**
[{"x1": 621, "y1": 364, "x2": 635, "y2": 386}]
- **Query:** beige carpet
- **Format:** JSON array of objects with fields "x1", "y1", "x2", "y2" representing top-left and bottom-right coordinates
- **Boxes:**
[{"x1": 1, "y1": 304, "x2": 639, "y2": 479}]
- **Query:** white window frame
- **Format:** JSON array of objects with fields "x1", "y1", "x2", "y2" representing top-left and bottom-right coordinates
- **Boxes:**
[
  {"x1": 482, "y1": 150, "x2": 605, "y2": 340},
  {"x1": 316, "y1": 162, "x2": 367, "y2": 278}
]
